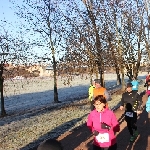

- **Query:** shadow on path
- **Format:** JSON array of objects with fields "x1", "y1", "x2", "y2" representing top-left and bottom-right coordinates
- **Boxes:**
[
  {"x1": 116, "y1": 92, "x2": 150, "y2": 150},
  {"x1": 117, "y1": 108, "x2": 150, "y2": 150},
  {"x1": 20, "y1": 114, "x2": 88, "y2": 150}
]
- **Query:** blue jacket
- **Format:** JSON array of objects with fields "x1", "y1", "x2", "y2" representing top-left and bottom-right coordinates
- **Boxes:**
[
  {"x1": 146, "y1": 96, "x2": 150, "y2": 112},
  {"x1": 131, "y1": 80, "x2": 139, "y2": 91}
]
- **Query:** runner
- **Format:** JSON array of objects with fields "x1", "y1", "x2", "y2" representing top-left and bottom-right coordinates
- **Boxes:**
[
  {"x1": 146, "y1": 94, "x2": 150, "y2": 119},
  {"x1": 146, "y1": 79, "x2": 150, "y2": 96},
  {"x1": 91, "y1": 79, "x2": 111, "y2": 110},
  {"x1": 131, "y1": 77, "x2": 139, "y2": 92},
  {"x1": 120, "y1": 82, "x2": 143, "y2": 142},
  {"x1": 88, "y1": 80, "x2": 95, "y2": 110},
  {"x1": 144, "y1": 73, "x2": 150, "y2": 90},
  {"x1": 87, "y1": 95, "x2": 120, "y2": 150},
  {"x1": 124, "y1": 103, "x2": 138, "y2": 142}
]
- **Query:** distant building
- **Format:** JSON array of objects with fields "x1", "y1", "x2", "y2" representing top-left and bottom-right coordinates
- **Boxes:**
[{"x1": 26, "y1": 65, "x2": 54, "y2": 77}]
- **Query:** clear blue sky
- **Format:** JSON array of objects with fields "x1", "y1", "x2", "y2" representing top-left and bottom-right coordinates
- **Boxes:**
[
  {"x1": 0, "y1": 0, "x2": 30, "y2": 39},
  {"x1": 0, "y1": 0, "x2": 15, "y2": 20},
  {"x1": 0, "y1": 0, "x2": 45, "y2": 57},
  {"x1": 0, "y1": 0, "x2": 65, "y2": 62},
  {"x1": 0, "y1": 0, "x2": 20, "y2": 29}
]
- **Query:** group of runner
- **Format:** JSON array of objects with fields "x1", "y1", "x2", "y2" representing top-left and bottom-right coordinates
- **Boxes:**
[
  {"x1": 86, "y1": 75, "x2": 145, "y2": 150},
  {"x1": 35, "y1": 74, "x2": 150, "y2": 150}
]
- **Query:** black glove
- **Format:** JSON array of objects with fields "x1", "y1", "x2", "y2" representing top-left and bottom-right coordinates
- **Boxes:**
[
  {"x1": 101, "y1": 122, "x2": 111, "y2": 130},
  {"x1": 93, "y1": 130, "x2": 99, "y2": 136}
]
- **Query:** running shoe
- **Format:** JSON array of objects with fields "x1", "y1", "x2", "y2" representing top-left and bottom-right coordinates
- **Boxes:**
[
  {"x1": 134, "y1": 130, "x2": 139, "y2": 137},
  {"x1": 130, "y1": 136, "x2": 135, "y2": 142}
]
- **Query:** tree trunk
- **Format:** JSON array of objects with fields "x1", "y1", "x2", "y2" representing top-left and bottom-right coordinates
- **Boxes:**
[
  {"x1": 125, "y1": 64, "x2": 133, "y2": 81},
  {"x1": 121, "y1": 66, "x2": 126, "y2": 91},
  {"x1": 0, "y1": 81, "x2": 6, "y2": 117},
  {"x1": 133, "y1": 39, "x2": 142, "y2": 79},
  {"x1": 53, "y1": 59, "x2": 59, "y2": 103},
  {"x1": 0, "y1": 64, "x2": 6, "y2": 117},
  {"x1": 116, "y1": 66, "x2": 121, "y2": 85},
  {"x1": 89, "y1": 67, "x2": 93, "y2": 84},
  {"x1": 102, "y1": 72, "x2": 105, "y2": 87},
  {"x1": 99, "y1": 69, "x2": 104, "y2": 87},
  {"x1": 95, "y1": 71, "x2": 98, "y2": 79},
  {"x1": 98, "y1": 66, "x2": 105, "y2": 87},
  {"x1": 52, "y1": 46, "x2": 59, "y2": 103}
]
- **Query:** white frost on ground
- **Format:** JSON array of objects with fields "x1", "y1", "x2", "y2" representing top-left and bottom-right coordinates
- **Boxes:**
[
  {"x1": 1, "y1": 73, "x2": 147, "y2": 115},
  {"x1": 0, "y1": 73, "x2": 147, "y2": 150}
]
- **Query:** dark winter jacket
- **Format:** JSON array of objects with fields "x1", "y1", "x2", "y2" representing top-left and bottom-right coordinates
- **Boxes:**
[{"x1": 120, "y1": 91, "x2": 142, "y2": 112}]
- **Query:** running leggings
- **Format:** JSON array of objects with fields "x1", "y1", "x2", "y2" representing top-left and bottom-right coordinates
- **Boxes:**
[{"x1": 127, "y1": 121, "x2": 137, "y2": 136}]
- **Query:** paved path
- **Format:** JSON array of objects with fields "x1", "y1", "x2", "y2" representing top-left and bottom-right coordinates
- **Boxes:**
[{"x1": 57, "y1": 93, "x2": 150, "y2": 150}]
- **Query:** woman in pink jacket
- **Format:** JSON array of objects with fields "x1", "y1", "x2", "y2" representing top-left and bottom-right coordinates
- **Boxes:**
[{"x1": 87, "y1": 95, "x2": 120, "y2": 150}]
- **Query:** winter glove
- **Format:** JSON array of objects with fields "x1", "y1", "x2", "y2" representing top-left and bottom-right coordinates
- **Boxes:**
[
  {"x1": 93, "y1": 130, "x2": 99, "y2": 136},
  {"x1": 101, "y1": 122, "x2": 111, "y2": 130}
]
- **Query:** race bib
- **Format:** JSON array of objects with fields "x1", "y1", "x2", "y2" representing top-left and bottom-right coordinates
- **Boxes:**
[
  {"x1": 96, "y1": 133, "x2": 109, "y2": 143},
  {"x1": 133, "y1": 85, "x2": 136, "y2": 88},
  {"x1": 148, "y1": 87, "x2": 150, "y2": 90},
  {"x1": 125, "y1": 112, "x2": 133, "y2": 117}
]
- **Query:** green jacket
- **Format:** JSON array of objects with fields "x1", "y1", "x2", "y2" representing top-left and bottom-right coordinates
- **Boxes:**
[{"x1": 88, "y1": 85, "x2": 95, "y2": 101}]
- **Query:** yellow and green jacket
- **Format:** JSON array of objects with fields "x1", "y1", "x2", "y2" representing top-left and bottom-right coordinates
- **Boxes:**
[{"x1": 88, "y1": 85, "x2": 95, "y2": 101}]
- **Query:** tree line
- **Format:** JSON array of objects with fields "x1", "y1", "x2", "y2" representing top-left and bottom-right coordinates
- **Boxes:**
[{"x1": 0, "y1": 0, "x2": 149, "y2": 116}]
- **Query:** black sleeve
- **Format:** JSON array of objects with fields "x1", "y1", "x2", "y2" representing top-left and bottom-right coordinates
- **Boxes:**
[{"x1": 120, "y1": 93, "x2": 125, "y2": 107}]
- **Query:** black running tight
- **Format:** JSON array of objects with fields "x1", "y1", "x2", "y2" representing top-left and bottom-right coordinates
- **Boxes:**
[{"x1": 127, "y1": 121, "x2": 137, "y2": 136}]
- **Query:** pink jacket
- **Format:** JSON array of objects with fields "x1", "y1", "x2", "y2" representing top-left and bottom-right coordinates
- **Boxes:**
[
  {"x1": 146, "y1": 90, "x2": 150, "y2": 96},
  {"x1": 87, "y1": 108, "x2": 120, "y2": 148}
]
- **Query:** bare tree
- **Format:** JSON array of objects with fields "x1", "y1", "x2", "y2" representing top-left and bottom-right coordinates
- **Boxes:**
[
  {"x1": 13, "y1": 0, "x2": 68, "y2": 102},
  {"x1": 12, "y1": 0, "x2": 149, "y2": 92},
  {"x1": 0, "y1": 21, "x2": 32, "y2": 116},
  {"x1": 143, "y1": 0, "x2": 150, "y2": 62},
  {"x1": 58, "y1": 0, "x2": 147, "y2": 87}
]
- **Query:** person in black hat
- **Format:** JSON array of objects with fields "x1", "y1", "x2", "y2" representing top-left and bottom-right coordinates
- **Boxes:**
[
  {"x1": 37, "y1": 139, "x2": 63, "y2": 150},
  {"x1": 120, "y1": 82, "x2": 143, "y2": 142}
]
